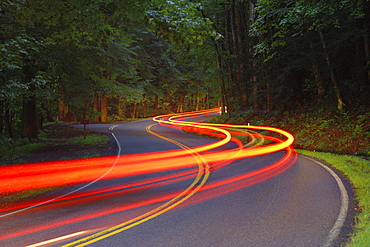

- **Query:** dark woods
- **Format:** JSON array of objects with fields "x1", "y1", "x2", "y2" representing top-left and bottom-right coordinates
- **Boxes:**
[{"x1": 1, "y1": 0, "x2": 369, "y2": 140}]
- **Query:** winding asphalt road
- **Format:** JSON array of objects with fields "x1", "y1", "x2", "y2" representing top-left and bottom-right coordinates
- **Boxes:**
[{"x1": 0, "y1": 117, "x2": 352, "y2": 247}]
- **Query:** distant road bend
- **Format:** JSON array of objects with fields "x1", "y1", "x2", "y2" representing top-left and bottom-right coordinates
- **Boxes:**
[{"x1": 0, "y1": 108, "x2": 349, "y2": 247}]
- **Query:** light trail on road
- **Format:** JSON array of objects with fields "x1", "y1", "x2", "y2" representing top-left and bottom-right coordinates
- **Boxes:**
[
  {"x1": 0, "y1": 108, "x2": 297, "y2": 246},
  {"x1": 0, "y1": 109, "x2": 294, "y2": 195}
]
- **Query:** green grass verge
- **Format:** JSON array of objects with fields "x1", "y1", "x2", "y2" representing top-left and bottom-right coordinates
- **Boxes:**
[
  {"x1": 0, "y1": 132, "x2": 108, "y2": 162},
  {"x1": 209, "y1": 110, "x2": 370, "y2": 155},
  {"x1": 60, "y1": 134, "x2": 109, "y2": 146},
  {"x1": 0, "y1": 142, "x2": 45, "y2": 161},
  {"x1": 298, "y1": 150, "x2": 370, "y2": 246}
]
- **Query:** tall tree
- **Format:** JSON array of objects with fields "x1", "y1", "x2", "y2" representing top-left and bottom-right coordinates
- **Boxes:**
[
  {"x1": 1, "y1": 0, "x2": 152, "y2": 137},
  {"x1": 250, "y1": 0, "x2": 370, "y2": 111}
]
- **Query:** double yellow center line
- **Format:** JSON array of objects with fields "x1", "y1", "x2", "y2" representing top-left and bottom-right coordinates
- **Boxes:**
[{"x1": 61, "y1": 123, "x2": 210, "y2": 247}]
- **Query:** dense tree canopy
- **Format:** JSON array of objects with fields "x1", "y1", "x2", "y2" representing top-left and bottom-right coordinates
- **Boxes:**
[
  {"x1": 250, "y1": 0, "x2": 370, "y2": 110},
  {"x1": 1, "y1": 0, "x2": 369, "y2": 139}
]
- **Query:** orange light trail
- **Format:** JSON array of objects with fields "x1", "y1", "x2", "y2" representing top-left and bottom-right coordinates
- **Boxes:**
[
  {"x1": 0, "y1": 107, "x2": 295, "y2": 200},
  {"x1": 0, "y1": 108, "x2": 297, "y2": 244}
]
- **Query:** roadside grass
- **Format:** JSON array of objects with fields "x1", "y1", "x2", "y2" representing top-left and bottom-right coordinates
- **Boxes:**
[
  {"x1": 209, "y1": 109, "x2": 370, "y2": 156},
  {"x1": 0, "y1": 126, "x2": 108, "y2": 163},
  {"x1": 60, "y1": 134, "x2": 108, "y2": 146},
  {"x1": 298, "y1": 150, "x2": 370, "y2": 247},
  {"x1": 0, "y1": 142, "x2": 45, "y2": 162}
]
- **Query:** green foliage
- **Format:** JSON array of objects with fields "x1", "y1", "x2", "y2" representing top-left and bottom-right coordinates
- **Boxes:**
[
  {"x1": 251, "y1": 0, "x2": 367, "y2": 57},
  {"x1": 2, "y1": 0, "x2": 367, "y2": 139},
  {"x1": 148, "y1": 0, "x2": 216, "y2": 45},
  {"x1": 210, "y1": 108, "x2": 370, "y2": 156},
  {"x1": 62, "y1": 134, "x2": 108, "y2": 146},
  {"x1": 1, "y1": 0, "x2": 222, "y2": 137},
  {"x1": 0, "y1": 127, "x2": 108, "y2": 163},
  {"x1": 243, "y1": 0, "x2": 370, "y2": 112},
  {"x1": 1, "y1": 0, "x2": 151, "y2": 135},
  {"x1": 0, "y1": 136, "x2": 41, "y2": 160}
]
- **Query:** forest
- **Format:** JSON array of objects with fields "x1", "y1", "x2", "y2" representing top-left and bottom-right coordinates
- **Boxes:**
[{"x1": 1, "y1": 0, "x2": 370, "y2": 140}]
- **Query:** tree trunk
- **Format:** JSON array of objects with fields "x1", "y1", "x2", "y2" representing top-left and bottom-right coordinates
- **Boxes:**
[
  {"x1": 0, "y1": 101, "x2": 3, "y2": 134},
  {"x1": 217, "y1": 52, "x2": 229, "y2": 112},
  {"x1": 22, "y1": 94, "x2": 38, "y2": 139},
  {"x1": 154, "y1": 95, "x2": 159, "y2": 111},
  {"x1": 101, "y1": 94, "x2": 108, "y2": 122},
  {"x1": 309, "y1": 41, "x2": 325, "y2": 96},
  {"x1": 166, "y1": 92, "x2": 172, "y2": 112},
  {"x1": 94, "y1": 91, "x2": 100, "y2": 122},
  {"x1": 195, "y1": 91, "x2": 200, "y2": 111},
  {"x1": 230, "y1": 0, "x2": 244, "y2": 106},
  {"x1": 318, "y1": 30, "x2": 345, "y2": 110},
  {"x1": 364, "y1": 36, "x2": 370, "y2": 84},
  {"x1": 357, "y1": 37, "x2": 369, "y2": 88},
  {"x1": 225, "y1": 2, "x2": 234, "y2": 112},
  {"x1": 236, "y1": 0, "x2": 248, "y2": 105},
  {"x1": 64, "y1": 105, "x2": 69, "y2": 120},
  {"x1": 204, "y1": 94, "x2": 209, "y2": 109},
  {"x1": 266, "y1": 82, "x2": 271, "y2": 112},
  {"x1": 5, "y1": 108, "x2": 13, "y2": 138},
  {"x1": 58, "y1": 98, "x2": 65, "y2": 121},
  {"x1": 45, "y1": 108, "x2": 54, "y2": 122},
  {"x1": 118, "y1": 98, "x2": 125, "y2": 118},
  {"x1": 82, "y1": 102, "x2": 89, "y2": 121},
  {"x1": 22, "y1": 61, "x2": 38, "y2": 139},
  {"x1": 250, "y1": 1, "x2": 259, "y2": 110},
  {"x1": 130, "y1": 103, "x2": 137, "y2": 118},
  {"x1": 252, "y1": 79, "x2": 258, "y2": 109},
  {"x1": 177, "y1": 96, "x2": 184, "y2": 113},
  {"x1": 363, "y1": 0, "x2": 370, "y2": 84}
]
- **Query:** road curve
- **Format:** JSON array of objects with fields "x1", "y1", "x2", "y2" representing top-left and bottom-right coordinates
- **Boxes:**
[{"x1": 0, "y1": 109, "x2": 351, "y2": 247}]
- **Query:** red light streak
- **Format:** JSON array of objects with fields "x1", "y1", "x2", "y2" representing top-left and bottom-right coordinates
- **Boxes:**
[
  {"x1": 0, "y1": 108, "x2": 297, "y2": 244},
  {"x1": 0, "y1": 107, "x2": 295, "y2": 200}
]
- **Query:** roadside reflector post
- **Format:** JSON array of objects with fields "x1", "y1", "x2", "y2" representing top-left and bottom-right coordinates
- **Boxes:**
[{"x1": 81, "y1": 119, "x2": 90, "y2": 139}]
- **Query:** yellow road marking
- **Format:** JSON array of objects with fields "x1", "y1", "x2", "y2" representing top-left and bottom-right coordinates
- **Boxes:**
[{"x1": 61, "y1": 123, "x2": 209, "y2": 247}]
